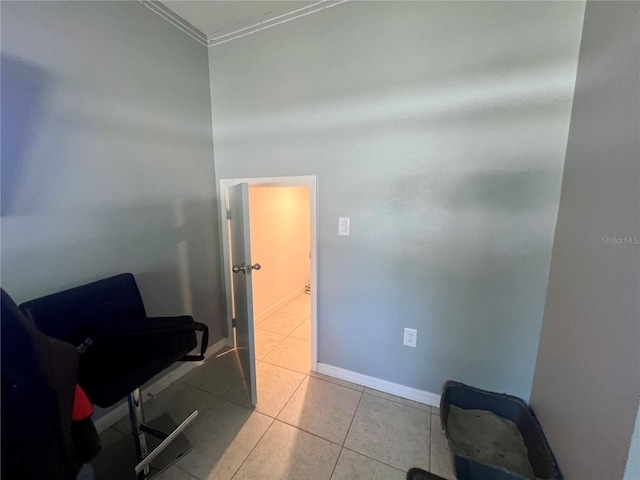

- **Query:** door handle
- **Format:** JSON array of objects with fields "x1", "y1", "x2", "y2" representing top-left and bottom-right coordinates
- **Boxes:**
[
  {"x1": 232, "y1": 263, "x2": 261, "y2": 274},
  {"x1": 232, "y1": 264, "x2": 246, "y2": 274}
]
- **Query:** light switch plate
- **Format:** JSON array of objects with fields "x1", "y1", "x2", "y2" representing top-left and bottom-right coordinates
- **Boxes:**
[{"x1": 338, "y1": 217, "x2": 350, "y2": 236}]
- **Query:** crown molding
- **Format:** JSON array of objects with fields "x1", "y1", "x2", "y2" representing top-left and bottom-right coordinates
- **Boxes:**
[
  {"x1": 141, "y1": 0, "x2": 349, "y2": 49},
  {"x1": 139, "y1": 0, "x2": 208, "y2": 46},
  {"x1": 207, "y1": 0, "x2": 350, "y2": 47}
]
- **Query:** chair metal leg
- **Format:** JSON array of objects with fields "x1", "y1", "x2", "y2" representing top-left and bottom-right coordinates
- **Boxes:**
[{"x1": 128, "y1": 389, "x2": 150, "y2": 479}]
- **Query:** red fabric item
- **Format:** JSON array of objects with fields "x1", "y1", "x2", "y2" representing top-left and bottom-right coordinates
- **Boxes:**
[{"x1": 72, "y1": 384, "x2": 94, "y2": 421}]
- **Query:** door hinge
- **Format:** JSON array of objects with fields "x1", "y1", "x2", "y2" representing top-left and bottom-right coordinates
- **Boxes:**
[
  {"x1": 226, "y1": 210, "x2": 231, "y2": 220},
  {"x1": 232, "y1": 318, "x2": 237, "y2": 328}
]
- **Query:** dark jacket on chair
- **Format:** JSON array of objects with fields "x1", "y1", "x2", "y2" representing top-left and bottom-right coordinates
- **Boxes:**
[{"x1": 1, "y1": 289, "x2": 81, "y2": 480}]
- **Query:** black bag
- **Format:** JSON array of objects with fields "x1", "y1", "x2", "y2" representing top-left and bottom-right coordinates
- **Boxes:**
[
  {"x1": 91, "y1": 316, "x2": 195, "y2": 355},
  {"x1": 79, "y1": 317, "x2": 209, "y2": 375}
]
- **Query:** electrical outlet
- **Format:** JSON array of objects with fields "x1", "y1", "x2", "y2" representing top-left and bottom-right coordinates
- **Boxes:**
[{"x1": 403, "y1": 328, "x2": 417, "y2": 348}]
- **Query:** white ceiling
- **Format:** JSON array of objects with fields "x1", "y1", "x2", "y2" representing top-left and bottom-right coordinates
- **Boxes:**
[{"x1": 161, "y1": 1, "x2": 316, "y2": 40}]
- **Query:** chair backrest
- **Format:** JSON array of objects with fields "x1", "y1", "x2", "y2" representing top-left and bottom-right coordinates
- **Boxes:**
[{"x1": 20, "y1": 273, "x2": 146, "y2": 346}]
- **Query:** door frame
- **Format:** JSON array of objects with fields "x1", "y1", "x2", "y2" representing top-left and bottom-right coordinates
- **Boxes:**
[{"x1": 218, "y1": 175, "x2": 318, "y2": 372}]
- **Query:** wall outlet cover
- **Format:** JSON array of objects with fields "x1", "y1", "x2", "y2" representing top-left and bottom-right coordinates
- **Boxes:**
[{"x1": 403, "y1": 328, "x2": 417, "y2": 348}]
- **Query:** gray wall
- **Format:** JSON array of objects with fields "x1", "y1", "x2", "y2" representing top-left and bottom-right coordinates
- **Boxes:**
[
  {"x1": 208, "y1": 1, "x2": 585, "y2": 400},
  {"x1": 626, "y1": 407, "x2": 640, "y2": 480},
  {"x1": 530, "y1": 2, "x2": 640, "y2": 479},
  {"x1": 1, "y1": 3, "x2": 225, "y2": 346}
]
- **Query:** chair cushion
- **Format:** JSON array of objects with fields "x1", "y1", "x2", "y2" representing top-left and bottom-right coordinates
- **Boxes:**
[{"x1": 78, "y1": 353, "x2": 185, "y2": 408}]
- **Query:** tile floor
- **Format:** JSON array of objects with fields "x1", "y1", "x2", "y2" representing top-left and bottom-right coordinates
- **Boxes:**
[{"x1": 92, "y1": 293, "x2": 456, "y2": 480}]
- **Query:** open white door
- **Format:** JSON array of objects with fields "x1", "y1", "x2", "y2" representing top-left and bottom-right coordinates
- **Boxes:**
[{"x1": 228, "y1": 183, "x2": 258, "y2": 406}]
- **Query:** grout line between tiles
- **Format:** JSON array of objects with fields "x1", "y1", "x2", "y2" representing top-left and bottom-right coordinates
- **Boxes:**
[
  {"x1": 272, "y1": 373, "x2": 366, "y2": 447},
  {"x1": 180, "y1": 378, "x2": 239, "y2": 401},
  {"x1": 429, "y1": 406, "x2": 433, "y2": 472},
  {"x1": 308, "y1": 372, "x2": 364, "y2": 393},
  {"x1": 228, "y1": 417, "x2": 276, "y2": 480},
  {"x1": 339, "y1": 392, "x2": 431, "y2": 474},
  {"x1": 340, "y1": 446, "x2": 409, "y2": 475},
  {"x1": 275, "y1": 370, "x2": 309, "y2": 420},
  {"x1": 219, "y1": 395, "x2": 265, "y2": 417},
  {"x1": 173, "y1": 463, "x2": 200, "y2": 480},
  {"x1": 342, "y1": 389, "x2": 364, "y2": 446},
  {"x1": 210, "y1": 377, "x2": 345, "y2": 451},
  {"x1": 329, "y1": 447, "x2": 344, "y2": 480},
  {"x1": 272, "y1": 418, "x2": 345, "y2": 449},
  {"x1": 273, "y1": 417, "x2": 347, "y2": 448},
  {"x1": 254, "y1": 329, "x2": 286, "y2": 360},
  {"x1": 363, "y1": 389, "x2": 433, "y2": 414},
  {"x1": 273, "y1": 373, "x2": 307, "y2": 419},
  {"x1": 259, "y1": 357, "x2": 310, "y2": 376},
  {"x1": 256, "y1": 294, "x2": 310, "y2": 371}
]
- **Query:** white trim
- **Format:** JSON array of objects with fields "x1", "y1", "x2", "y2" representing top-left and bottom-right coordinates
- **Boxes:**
[
  {"x1": 208, "y1": 1, "x2": 350, "y2": 47},
  {"x1": 317, "y1": 363, "x2": 441, "y2": 408},
  {"x1": 207, "y1": 0, "x2": 328, "y2": 43},
  {"x1": 139, "y1": 0, "x2": 208, "y2": 46},
  {"x1": 255, "y1": 285, "x2": 307, "y2": 322},
  {"x1": 94, "y1": 337, "x2": 228, "y2": 433},
  {"x1": 219, "y1": 176, "x2": 318, "y2": 373},
  {"x1": 140, "y1": 0, "x2": 350, "y2": 49}
]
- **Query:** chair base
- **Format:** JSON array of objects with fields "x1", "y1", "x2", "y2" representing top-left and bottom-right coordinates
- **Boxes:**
[
  {"x1": 128, "y1": 389, "x2": 196, "y2": 479},
  {"x1": 141, "y1": 414, "x2": 193, "y2": 478}
]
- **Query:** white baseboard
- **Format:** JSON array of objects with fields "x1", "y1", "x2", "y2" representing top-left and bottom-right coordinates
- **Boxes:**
[
  {"x1": 317, "y1": 363, "x2": 441, "y2": 408},
  {"x1": 94, "y1": 337, "x2": 229, "y2": 433},
  {"x1": 254, "y1": 285, "x2": 307, "y2": 322}
]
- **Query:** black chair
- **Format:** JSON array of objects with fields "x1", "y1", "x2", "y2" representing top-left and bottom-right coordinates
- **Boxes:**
[
  {"x1": 19, "y1": 273, "x2": 209, "y2": 479},
  {"x1": 1, "y1": 289, "x2": 99, "y2": 480}
]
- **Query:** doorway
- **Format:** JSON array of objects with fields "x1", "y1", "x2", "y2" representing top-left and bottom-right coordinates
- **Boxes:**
[{"x1": 218, "y1": 176, "x2": 318, "y2": 405}]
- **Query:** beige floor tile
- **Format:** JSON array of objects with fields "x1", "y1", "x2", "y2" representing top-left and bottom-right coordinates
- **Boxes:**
[
  {"x1": 112, "y1": 381, "x2": 217, "y2": 435},
  {"x1": 364, "y1": 388, "x2": 432, "y2": 412},
  {"x1": 256, "y1": 310, "x2": 306, "y2": 336},
  {"x1": 309, "y1": 371, "x2": 364, "y2": 392},
  {"x1": 224, "y1": 362, "x2": 306, "y2": 417},
  {"x1": 176, "y1": 398, "x2": 273, "y2": 480},
  {"x1": 254, "y1": 328, "x2": 286, "y2": 360},
  {"x1": 232, "y1": 420, "x2": 341, "y2": 480},
  {"x1": 153, "y1": 466, "x2": 199, "y2": 480},
  {"x1": 290, "y1": 317, "x2": 311, "y2": 341},
  {"x1": 345, "y1": 393, "x2": 430, "y2": 472},
  {"x1": 278, "y1": 294, "x2": 311, "y2": 317},
  {"x1": 277, "y1": 376, "x2": 362, "y2": 444},
  {"x1": 430, "y1": 413, "x2": 456, "y2": 480},
  {"x1": 263, "y1": 336, "x2": 310, "y2": 374},
  {"x1": 180, "y1": 350, "x2": 243, "y2": 396},
  {"x1": 331, "y1": 448, "x2": 405, "y2": 480}
]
